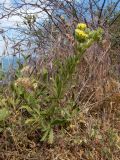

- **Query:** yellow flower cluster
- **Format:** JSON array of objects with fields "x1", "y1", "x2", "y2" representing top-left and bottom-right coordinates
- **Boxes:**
[
  {"x1": 75, "y1": 29, "x2": 88, "y2": 39},
  {"x1": 77, "y1": 23, "x2": 87, "y2": 30},
  {"x1": 75, "y1": 23, "x2": 88, "y2": 41},
  {"x1": 75, "y1": 23, "x2": 103, "y2": 52}
]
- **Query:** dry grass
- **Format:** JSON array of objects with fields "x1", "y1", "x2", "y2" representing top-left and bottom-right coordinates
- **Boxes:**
[{"x1": 0, "y1": 96, "x2": 120, "y2": 160}]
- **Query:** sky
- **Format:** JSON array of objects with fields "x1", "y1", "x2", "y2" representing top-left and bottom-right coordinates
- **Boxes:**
[
  {"x1": 0, "y1": 0, "x2": 22, "y2": 56},
  {"x1": 0, "y1": 0, "x2": 48, "y2": 56}
]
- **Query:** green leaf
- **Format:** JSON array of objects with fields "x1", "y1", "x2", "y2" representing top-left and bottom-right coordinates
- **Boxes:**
[
  {"x1": 25, "y1": 118, "x2": 35, "y2": 124},
  {"x1": 42, "y1": 67, "x2": 48, "y2": 81},
  {"x1": 48, "y1": 128, "x2": 54, "y2": 144},
  {"x1": 0, "y1": 108, "x2": 10, "y2": 122},
  {"x1": 51, "y1": 118, "x2": 67, "y2": 126},
  {"x1": 0, "y1": 127, "x2": 3, "y2": 132},
  {"x1": 55, "y1": 75, "x2": 62, "y2": 98},
  {"x1": 21, "y1": 105, "x2": 33, "y2": 114},
  {"x1": 41, "y1": 129, "x2": 49, "y2": 142},
  {"x1": 21, "y1": 53, "x2": 31, "y2": 62}
]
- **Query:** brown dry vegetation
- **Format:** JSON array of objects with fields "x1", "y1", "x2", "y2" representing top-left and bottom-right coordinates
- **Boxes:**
[{"x1": 0, "y1": 0, "x2": 120, "y2": 160}]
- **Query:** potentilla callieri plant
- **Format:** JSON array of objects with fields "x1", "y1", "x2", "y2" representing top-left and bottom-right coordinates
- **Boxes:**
[
  {"x1": 75, "y1": 23, "x2": 103, "y2": 52},
  {"x1": 10, "y1": 23, "x2": 104, "y2": 144}
]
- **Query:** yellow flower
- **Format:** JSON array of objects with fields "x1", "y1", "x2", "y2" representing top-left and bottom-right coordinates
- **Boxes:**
[
  {"x1": 75, "y1": 29, "x2": 88, "y2": 39},
  {"x1": 77, "y1": 23, "x2": 87, "y2": 30}
]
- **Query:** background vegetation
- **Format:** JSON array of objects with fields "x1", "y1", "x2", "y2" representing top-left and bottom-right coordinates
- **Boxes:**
[{"x1": 0, "y1": 0, "x2": 120, "y2": 159}]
